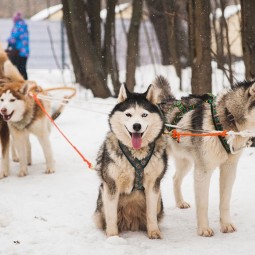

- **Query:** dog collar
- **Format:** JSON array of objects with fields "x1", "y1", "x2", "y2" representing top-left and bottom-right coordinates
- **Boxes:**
[{"x1": 118, "y1": 141, "x2": 155, "y2": 191}]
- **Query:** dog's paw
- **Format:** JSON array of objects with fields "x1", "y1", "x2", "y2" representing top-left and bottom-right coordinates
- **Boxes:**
[
  {"x1": 12, "y1": 156, "x2": 19, "y2": 163},
  {"x1": 148, "y1": 229, "x2": 162, "y2": 239},
  {"x1": 18, "y1": 169, "x2": 28, "y2": 177},
  {"x1": 0, "y1": 171, "x2": 8, "y2": 179},
  {"x1": 106, "y1": 228, "x2": 119, "y2": 237},
  {"x1": 198, "y1": 227, "x2": 214, "y2": 237},
  {"x1": 221, "y1": 223, "x2": 237, "y2": 233},
  {"x1": 45, "y1": 168, "x2": 55, "y2": 174},
  {"x1": 177, "y1": 200, "x2": 190, "y2": 209}
]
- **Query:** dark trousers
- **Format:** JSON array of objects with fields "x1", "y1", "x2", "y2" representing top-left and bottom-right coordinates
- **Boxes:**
[{"x1": 9, "y1": 55, "x2": 28, "y2": 80}]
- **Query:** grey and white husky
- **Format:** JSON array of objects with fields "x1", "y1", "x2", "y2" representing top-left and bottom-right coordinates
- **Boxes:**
[
  {"x1": 94, "y1": 84, "x2": 168, "y2": 239},
  {"x1": 155, "y1": 76, "x2": 255, "y2": 237}
]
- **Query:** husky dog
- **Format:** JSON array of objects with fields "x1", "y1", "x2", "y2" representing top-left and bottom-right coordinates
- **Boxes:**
[
  {"x1": 155, "y1": 75, "x2": 255, "y2": 237},
  {"x1": 0, "y1": 46, "x2": 24, "y2": 83},
  {"x1": 94, "y1": 84, "x2": 168, "y2": 239},
  {"x1": 0, "y1": 48, "x2": 24, "y2": 178},
  {"x1": 0, "y1": 81, "x2": 55, "y2": 177}
]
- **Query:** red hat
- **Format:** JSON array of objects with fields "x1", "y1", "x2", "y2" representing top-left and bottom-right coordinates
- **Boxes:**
[{"x1": 13, "y1": 12, "x2": 22, "y2": 22}]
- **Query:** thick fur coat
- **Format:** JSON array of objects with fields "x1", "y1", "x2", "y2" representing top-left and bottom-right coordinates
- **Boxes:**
[
  {"x1": 94, "y1": 84, "x2": 168, "y2": 239},
  {"x1": 0, "y1": 82, "x2": 55, "y2": 177},
  {"x1": 0, "y1": 46, "x2": 24, "y2": 178},
  {"x1": 154, "y1": 75, "x2": 255, "y2": 237},
  {"x1": 0, "y1": 45, "x2": 54, "y2": 178}
]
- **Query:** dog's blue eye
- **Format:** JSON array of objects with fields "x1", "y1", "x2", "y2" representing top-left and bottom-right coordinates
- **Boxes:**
[
  {"x1": 142, "y1": 113, "x2": 148, "y2": 118},
  {"x1": 126, "y1": 113, "x2": 132, "y2": 117},
  {"x1": 10, "y1": 99, "x2": 15, "y2": 102}
]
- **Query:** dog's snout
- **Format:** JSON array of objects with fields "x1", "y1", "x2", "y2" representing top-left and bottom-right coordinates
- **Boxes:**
[
  {"x1": 133, "y1": 123, "x2": 141, "y2": 132},
  {"x1": 1, "y1": 108, "x2": 7, "y2": 114}
]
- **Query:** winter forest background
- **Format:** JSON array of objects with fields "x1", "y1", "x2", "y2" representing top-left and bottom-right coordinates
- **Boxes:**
[
  {"x1": 1, "y1": 0, "x2": 255, "y2": 97},
  {"x1": 1, "y1": 1, "x2": 255, "y2": 255}
]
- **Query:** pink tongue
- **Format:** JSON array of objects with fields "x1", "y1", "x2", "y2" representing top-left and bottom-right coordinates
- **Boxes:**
[{"x1": 132, "y1": 133, "x2": 142, "y2": 149}]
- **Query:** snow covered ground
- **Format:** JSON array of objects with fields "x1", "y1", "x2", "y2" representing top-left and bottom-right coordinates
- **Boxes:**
[{"x1": 0, "y1": 67, "x2": 255, "y2": 255}]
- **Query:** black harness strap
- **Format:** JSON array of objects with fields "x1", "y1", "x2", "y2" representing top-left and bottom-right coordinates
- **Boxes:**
[
  {"x1": 209, "y1": 97, "x2": 231, "y2": 153},
  {"x1": 119, "y1": 142, "x2": 155, "y2": 191}
]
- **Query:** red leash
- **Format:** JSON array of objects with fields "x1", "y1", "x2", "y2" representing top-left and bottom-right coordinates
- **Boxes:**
[{"x1": 31, "y1": 93, "x2": 93, "y2": 169}]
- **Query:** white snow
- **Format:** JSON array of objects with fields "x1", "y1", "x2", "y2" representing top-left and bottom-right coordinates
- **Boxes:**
[
  {"x1": 30, "y1": 4, "x2": 63, "y2": 21},
  {"x1": 212, "y1": 4, "x2": 241, "y2": 20},
  {"x1": 0, "y1": 66, "x2": 255, "y2": 255},
  {"x1": 100, "y1": 3, "x2": 130, "y2": 20}
]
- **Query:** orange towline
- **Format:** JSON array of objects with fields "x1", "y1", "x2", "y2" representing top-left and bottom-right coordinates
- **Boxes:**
[
  {"x1": 171, "y1": 129, "x2": 228, "y2": 143},
  {"x1": 31, "y1": 92, "x2": 93, "y2": 169}
]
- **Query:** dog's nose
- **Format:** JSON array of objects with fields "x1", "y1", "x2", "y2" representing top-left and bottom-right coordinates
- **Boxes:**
[
  {"x1": 133, "y1": 123, "x2": 141, "y2": 131},
  {"x1": 1, "y1": 108, "x2": 7, "y2": 114}
]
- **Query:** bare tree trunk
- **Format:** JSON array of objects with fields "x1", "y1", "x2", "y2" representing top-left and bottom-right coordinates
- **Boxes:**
[
  {"x1": 211, "y1": 0, "x2": 224, "y2": 70},
  {"x1": 62, "y1": 0, "x2": 85, "y2": 86},
  {"x1": 126, "y1": 0, "x2": 143, "y2": 92},
  {"x1": 187, "y1": 0, "x2": 195, "y2": 67},
  {"x1": 189, "y1": 0, "x2": 212, "y2": 94},
  {"x1": 62, "y1": 0, "x2": 111, "y2": 98},
  {"x1": 162, "y1": 0, "x2": 182, "y2": 90},
  {"x1": 146, "y1": 0, "x2": 171, "y2": 65},
  {"x1": 87, "y1": 1, "x2": 101, "y2": 60},
  {"x1": 241, "y1": 0, "x2": 255, "y2": 79},
  {"x1": 103, "y1": 0, "x2": 121, "y2": 96},
  {"x1": 220, "y1": 0, "x2": 233, "y2": 85}
]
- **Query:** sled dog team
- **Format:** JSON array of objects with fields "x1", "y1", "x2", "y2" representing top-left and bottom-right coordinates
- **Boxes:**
[
  {"x1": 0, "y1": 47, "x2": 55, "y2": 179},
  {"x1": 1, "y1": 48, "x2": 255, "y2": 239}
]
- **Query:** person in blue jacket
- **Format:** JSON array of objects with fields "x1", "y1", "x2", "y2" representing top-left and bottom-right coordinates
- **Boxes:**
[{"x1": 7, "y1": 12, "x2": 29, "y2": 80}]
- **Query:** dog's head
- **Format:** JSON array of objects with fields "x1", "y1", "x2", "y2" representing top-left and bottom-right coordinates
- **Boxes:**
[
  {"x1": 109, "y1": 84, "x2": 164, "y2": 150},
  {"x1": 0, "y1": 81, "x2": 36, "y2": 122}
]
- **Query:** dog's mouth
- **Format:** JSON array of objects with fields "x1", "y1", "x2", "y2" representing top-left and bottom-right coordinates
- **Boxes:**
[
  {"x1": 2, "y1": 111, "x2": 14, "y2": 121},
  {"x1": 129, "y1": 132, "x2": 143, "y2": 150}
]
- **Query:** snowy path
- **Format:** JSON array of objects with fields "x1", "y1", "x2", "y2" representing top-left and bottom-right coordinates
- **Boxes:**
[{"x1": 0, "y1": 100, "x2": 255, "y2": 255}]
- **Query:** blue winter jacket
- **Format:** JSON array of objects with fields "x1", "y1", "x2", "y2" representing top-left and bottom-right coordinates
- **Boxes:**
[{"x1": 7, "y1": 19, "x2": 29, "y2": 57}]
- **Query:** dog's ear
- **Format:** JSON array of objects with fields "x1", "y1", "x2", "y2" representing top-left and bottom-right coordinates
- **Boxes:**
[
  {"x1": 19, "y1": 81, "x2": 37, "y2": 95},
  {"x1": 117, "y1": 83, "x2": 130, "y2": 103},
  {"x1": 249, "y1": 82, "x2": 255, "y2": 96},
  {"x1": 145, "y1": 84, "x2": 161, "y2": 105}
]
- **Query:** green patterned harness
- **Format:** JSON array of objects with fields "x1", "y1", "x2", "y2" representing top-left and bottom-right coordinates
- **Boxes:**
[{"x1": 160, "y1": 94, "x2": 231, "y2": 153}]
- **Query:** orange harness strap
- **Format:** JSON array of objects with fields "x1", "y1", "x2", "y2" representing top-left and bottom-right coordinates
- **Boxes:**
[
  {"x1": 31, "y1": 93, "x2": 92, "y2": 169},
  {"x1": 171, "y1": 129, "x2": 228, "y2": 143}
]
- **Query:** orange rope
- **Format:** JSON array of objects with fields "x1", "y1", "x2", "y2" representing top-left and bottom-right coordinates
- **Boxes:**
[
  {"x1": 31, "y1": 93, "x2": 92, "y2": 169},
  {"x1": 172, "y1": 129, "x2": 228, "y2": 143},
  {"x1": 43, "y1": 86, "x2": 77, "y2": 98}
]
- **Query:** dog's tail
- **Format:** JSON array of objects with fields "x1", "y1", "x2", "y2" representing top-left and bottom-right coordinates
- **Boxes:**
[
  {"x1": 152, "y1": 75, "x2": 174, "y2": 103},
  {"x1": 0, "y1": 44, "x2": 24, "y2": 82}
]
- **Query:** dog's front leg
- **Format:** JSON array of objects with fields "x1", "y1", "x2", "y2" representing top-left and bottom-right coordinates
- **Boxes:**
[
  {"x1": 11, "y1": 129, "x2": 28, "y2": 177},
  {"x1": 11, "y1": 137, "x2": 19, "y2": 162},
  {"x1": 219, "y1": 157, "x2": 239, "y2": 233},
  {"x1": 173, "y1": 157, "x2": 192, "y2": 209},
  {"x1": 26, "y1": 136, "x2": 32, "y2": 165},
  {"x1": 0, "y1": 139, "x2": 10, "y2": 179},
  {"x1": 145, "y1": 186, "x2": 162, "y2": 239},
  {"x1": 194, "y1": 166, "x2": 214, "y2": 237},
  {"x1": 102, "y1": 184, "x2": 119, "y2": 237},
  {"x1": 36, "y1": 132, "x2": 55, "y2": 174}
]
